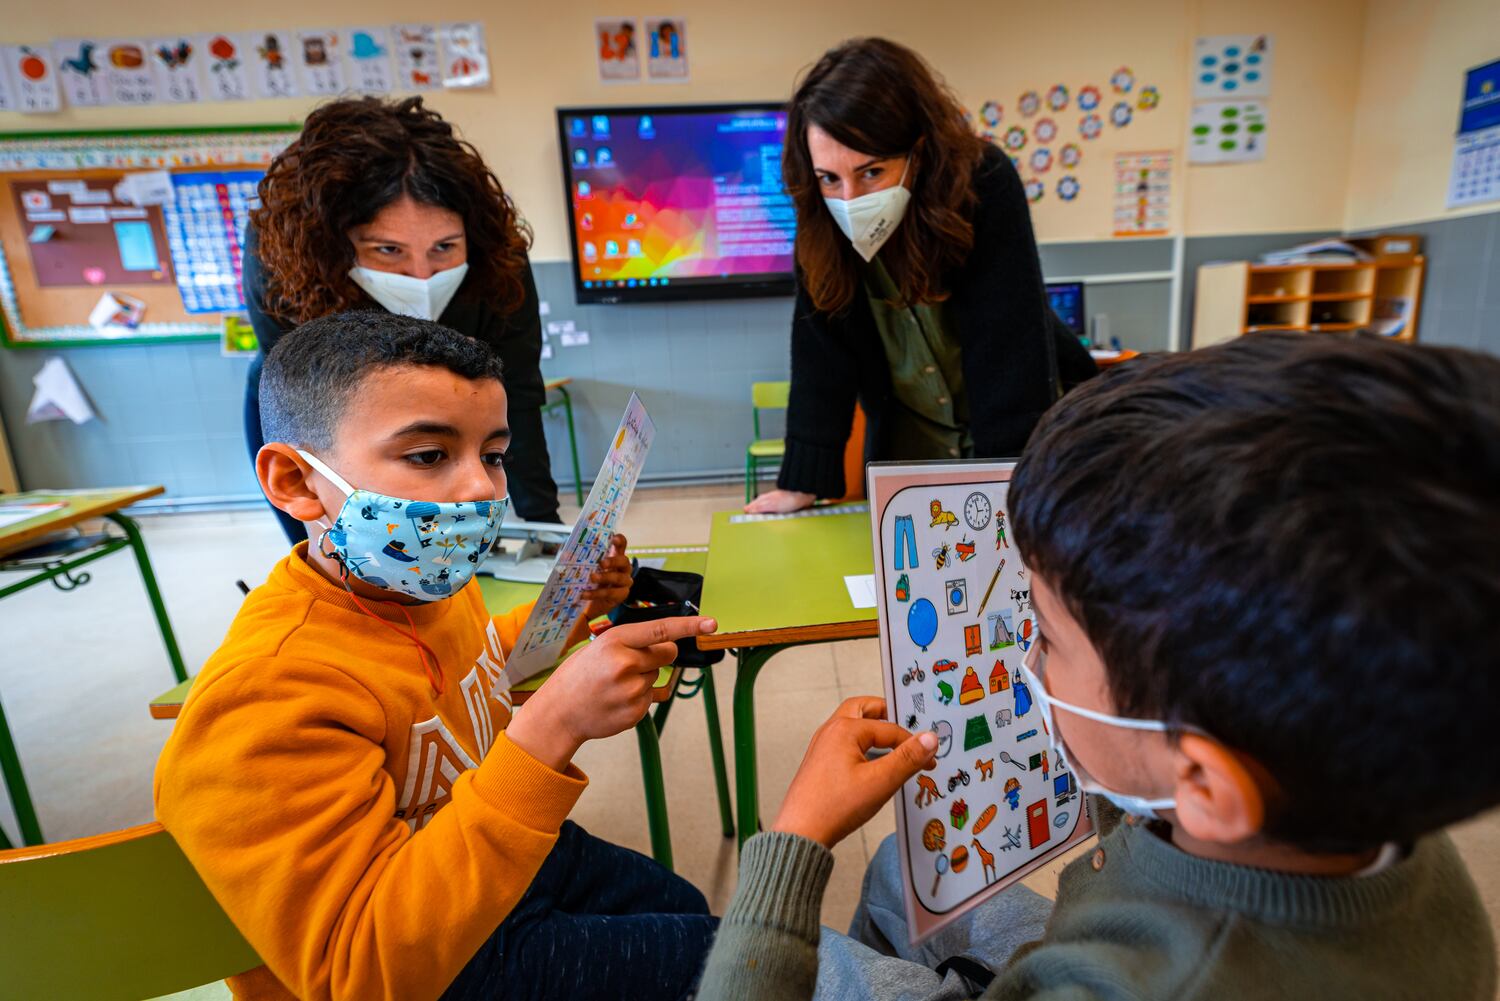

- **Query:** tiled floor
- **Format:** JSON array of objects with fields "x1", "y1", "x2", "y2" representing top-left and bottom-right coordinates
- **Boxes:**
[{"x1": 3, "y1": 483, "x2": 1497, "y2": 972}]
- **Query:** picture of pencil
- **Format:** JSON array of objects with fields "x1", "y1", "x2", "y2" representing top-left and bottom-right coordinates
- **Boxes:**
[{"x1": 977, "y1": 559, "x2": 1005, "y2": 616}]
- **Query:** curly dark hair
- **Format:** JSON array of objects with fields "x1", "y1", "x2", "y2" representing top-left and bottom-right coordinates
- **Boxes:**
[
  {"x1": 784, "y1": 38, "x2": 989, "y2": 314},
  {"x1": 249, "y1": 96, "x2": 532, "y2": 325}
]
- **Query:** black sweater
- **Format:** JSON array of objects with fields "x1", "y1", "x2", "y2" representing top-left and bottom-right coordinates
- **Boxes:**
[
  {"x1": 777, "y1": 146, "x2": 1094, "y2": 498},
  {"x1": 240, "y1": 232, "x2": 560, "y2": 522}
]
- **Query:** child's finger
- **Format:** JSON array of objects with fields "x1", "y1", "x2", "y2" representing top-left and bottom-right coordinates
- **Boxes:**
[
  {"x1": 608, "y1": 616, "x2": 717, "y2": 649},
  {"x1": 835, "y1": 695, "x2": 889, "y2": 721},
  {"x1": 870, "y1": 730, "x2": 941, "y2": 786}
]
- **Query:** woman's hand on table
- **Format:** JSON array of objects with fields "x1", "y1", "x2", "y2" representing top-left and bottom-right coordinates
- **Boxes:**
[
  {"x1": 771, "y1": 696, "x2": 939, "y2": 849},
  {"x1": 744, "y1": 489, "x2": 816, "y2": 514}
]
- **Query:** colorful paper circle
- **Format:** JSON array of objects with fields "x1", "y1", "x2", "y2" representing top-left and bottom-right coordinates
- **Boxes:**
[
  {"x1": 1030, "y1": 148, "x2": 1053, "y2": 173},
  {"x1": 1018, "y1": 90, "x2": 1041, "y2": 117},
  {"x1": 1004, "y1": 125, "x2": 1028, "y2": 151},
  {"x1": 980, "y1": 100, "x2": 1003, "y2": 127},
  {"x1": 1111, "y1": 67, "x2": 1135, "y2": 94},
  {"x1": 1057, "y1": 175, "x2": 1081, "y2": 201},
  {"x1": 1110, "y1": 101, "x2": 1133, "y2": 127},
  {"x1": 1059, "y1": 142, "x2": 1082, "y2": 167},
  {"x1": 1078, "y1": 85, "x2": 1101, "y2": 111},
  {"x1": 1079, "y1": 114, "x2": 1102, "y2": 140},
  {"x1": 1046, "y1": 84, "x2": 1069, "y2": 111},
  {"x1": 1138, "y1": 85, "x2": 1160, "y2": 111},
  {"x1": 1034, "y1": 118, "x2": 1058, "y2": 143},
  {"x1": 1024, "y1": 178, "x2": 1044, "y2": 203}
]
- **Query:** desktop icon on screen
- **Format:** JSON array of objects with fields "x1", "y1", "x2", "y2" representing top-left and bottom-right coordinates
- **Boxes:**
[
  {"x1": 572, "y1": 148, "x2": 589, "y2": 167},
  {"x1": 582, "y1": 241, "x2": 598, "y2": 262},
  {"x1": 605, "y1": 239, "x2": 621, "y2": 257},
  {"x1": 638, "y1": 115, "x2": 655, "y2": 138},
  {"x1": 626, "y1": 238, "x2": 643, "y2": 257},
  {"x1": 596, "y1": 147, "x2": 613, "y2": 166},
  {"x1": 591, "y1": 115, "x2": 610, "y2": 138},
  {"x1": 577, "y1": 180, "x2": 591, "y2": 198},
  {"x1": 569, "y1": 118, "x2": 587, "y2": 137},
  {"x1": 580, "y1": 212, "x2": 594, "y2": 230}
]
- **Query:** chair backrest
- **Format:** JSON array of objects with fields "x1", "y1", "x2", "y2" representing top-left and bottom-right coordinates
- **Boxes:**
[
  {"x1": 750, "y1": 381, "x2": 791, "y2": 438},
  {"x1": 0, "y1": 821, "x2": 261, "y2": 999}
]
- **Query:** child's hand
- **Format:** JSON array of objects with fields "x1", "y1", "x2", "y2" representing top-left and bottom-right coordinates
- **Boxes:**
[
  {"x1": 581, "y1": 534, "x2": 633, "y2": 620},
  {"x1": 771, "y1": 696, "x2": 939, "y2": 849},
  {"x1": 508, "y1": 616, "x2": 718, "y2": 771}
]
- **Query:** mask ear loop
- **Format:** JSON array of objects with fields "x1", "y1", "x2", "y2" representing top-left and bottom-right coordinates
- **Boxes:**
[{"x1": 315, "y1": 520, "x2": 447, "y2": 696}]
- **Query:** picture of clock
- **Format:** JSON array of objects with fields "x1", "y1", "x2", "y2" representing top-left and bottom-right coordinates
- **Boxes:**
[{"x1": 963, "y1": 491, "x2": 992, "y2": 531}]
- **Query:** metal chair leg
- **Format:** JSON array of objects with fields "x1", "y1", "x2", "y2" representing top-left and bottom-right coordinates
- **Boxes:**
[
  {"x1": 634, "y1": 714, "x2": 673, "y2": 870},
  {"x1": 106, "y1": 513, "x2": 188, "y2": 684},
  {"x1": 697, "y1": 668, "x2": 735, "y2": 839}
]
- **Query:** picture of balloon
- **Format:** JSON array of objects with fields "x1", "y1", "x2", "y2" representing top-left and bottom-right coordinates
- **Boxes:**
[
  {"x1": 908, "y1": 598, "x2": 938, "y2": 650},
  {"x1": 931, "y1": 851, "x2": 949, "y2": 896}
]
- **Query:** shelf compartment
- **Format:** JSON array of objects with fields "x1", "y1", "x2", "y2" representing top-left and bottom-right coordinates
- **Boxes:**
[
  {"x1": 1306, "y1": 297, "x2": 1372, "y2": 329},
  {"x1": 1311, "y1": 267, "x2": 1375, "y2": 297},
  {"x1": 1247, "y1": 269, "x2": 1312, "y2": 300},
  {"x1": 1246, "y1": 299, "x2": 1309, "y2": 330}
]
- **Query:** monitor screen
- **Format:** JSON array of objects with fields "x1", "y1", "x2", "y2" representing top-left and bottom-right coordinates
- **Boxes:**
[
  {"x1": 1046, "y1": 281, "x2": 1086, "y2": 339},
  {"x1": 557, "y1": 103, "x2": 796, "y2": 304}
]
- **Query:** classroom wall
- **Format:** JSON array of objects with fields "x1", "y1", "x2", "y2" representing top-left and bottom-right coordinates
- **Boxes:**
[
  {"x1": 1, "y1": 0, "x2": 1369, "y2": 252},
  {"x1": 1343, "y1": 0, "x2": 1500, "y2": 230}
]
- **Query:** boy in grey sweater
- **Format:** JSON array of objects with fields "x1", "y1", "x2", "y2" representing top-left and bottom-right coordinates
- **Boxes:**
[{"x1": 698, "y1": 333, "x2": 1499, "y2": 1001}]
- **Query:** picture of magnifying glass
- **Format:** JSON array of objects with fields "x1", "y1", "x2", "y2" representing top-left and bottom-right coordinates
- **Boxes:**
[{"x1": 931, "y1": 852, "x2": 949, "y2": 896}]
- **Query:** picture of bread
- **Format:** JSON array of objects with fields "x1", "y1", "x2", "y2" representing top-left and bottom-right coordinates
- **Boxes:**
[{"x1": 973, "y1": 803, "x2": 997, "y2": 834}]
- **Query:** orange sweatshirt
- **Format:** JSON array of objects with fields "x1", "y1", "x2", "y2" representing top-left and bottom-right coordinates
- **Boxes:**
[{"x1": 154, "y1": 543, "x2": 587, "y2": 1001}]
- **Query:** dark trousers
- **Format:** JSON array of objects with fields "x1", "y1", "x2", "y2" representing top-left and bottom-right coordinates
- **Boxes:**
[
  {"x1": 440, "y1": 820, "x2": 718, "y2": 1001},
  {"x1": 244, "y1": 357, "x2": 562, "y2": 546}
]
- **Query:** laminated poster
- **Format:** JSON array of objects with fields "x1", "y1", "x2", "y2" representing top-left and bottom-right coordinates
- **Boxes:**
[
  {"x1": 868, "y1": 460, "x2": 1094, "y2": 944},
  {"x1": 500, "y1": 394, "x2": 656, "y2": 687}
]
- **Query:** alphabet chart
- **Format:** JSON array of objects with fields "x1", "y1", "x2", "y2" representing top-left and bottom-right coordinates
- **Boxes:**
[
  {"x1": 867, "y1": 460, "x2": 1093, "y2": 944},
  {"x1": 500, "y1": 393, "x2": 655, "y2": 687}
]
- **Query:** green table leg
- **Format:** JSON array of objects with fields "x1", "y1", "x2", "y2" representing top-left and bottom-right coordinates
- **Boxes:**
[
  {"x1": 0, "y1": 697, "x2": 43, "y2": 847},
  {"x1": 733, "y1": 644, "x2": 790, "y2": 851},
  {"x1": 634, "y1": 713, "x2": 673, "y2": 870},
  {"x1": 698, "y1": 667, "x2": 735, "y2": 839},
  {"x1": 105, "y1": 513, "x2": 188, "y2": 684},
  {"x1": 556, "y1": 386, "x2": 584, "y2": 508}
]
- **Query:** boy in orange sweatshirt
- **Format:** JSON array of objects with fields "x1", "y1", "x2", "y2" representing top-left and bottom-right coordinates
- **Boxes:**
[{"x1": 156, "y1": 311, "x2": 720, "y2": 1001}]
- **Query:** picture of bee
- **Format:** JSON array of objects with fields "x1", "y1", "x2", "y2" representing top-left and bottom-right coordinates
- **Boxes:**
[{"x1": 931, "y1": 543, "x2": 951, "y2": 570}]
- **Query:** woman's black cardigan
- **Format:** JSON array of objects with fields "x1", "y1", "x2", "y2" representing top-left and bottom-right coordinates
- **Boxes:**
[{"x1": 777, "y1": 146, "x2": 1094, "y2": 498}]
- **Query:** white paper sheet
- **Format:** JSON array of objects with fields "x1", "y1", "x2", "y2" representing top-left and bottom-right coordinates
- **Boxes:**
[
  {"x1": 26, "y1": 357, "x2": 96, "y2": 425},
  {"x1": 844, "y1": 574, "x2": 878, "y2": 609}
]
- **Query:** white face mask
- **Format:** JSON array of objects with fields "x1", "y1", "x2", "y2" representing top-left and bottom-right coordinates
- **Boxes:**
[
  {"x1": 1018, "y1": 638, "x2": 1189, "y2": 820},
  {"x1": 349, "y1": 262, "x2": 469, "y2": 321},
  {"x1": 822, "y1": 160, "x2": 912, "y2": 262}
]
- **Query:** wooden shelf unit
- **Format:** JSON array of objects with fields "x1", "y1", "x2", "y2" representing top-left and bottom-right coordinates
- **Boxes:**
[{"x1": 1192, "y1": 256, "x2": 1425, "y2": 349}]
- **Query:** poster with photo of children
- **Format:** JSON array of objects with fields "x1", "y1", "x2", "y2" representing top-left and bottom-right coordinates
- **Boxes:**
[{"x1": 868, "y1": 460, "x2": 1094, "y2": 944}]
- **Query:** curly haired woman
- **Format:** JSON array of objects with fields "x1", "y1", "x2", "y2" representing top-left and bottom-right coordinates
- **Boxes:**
[
  {"x1": 243, "y1": 96, "x2": 560, "y2": 541},
  {"x1": 746, "y1": 39, "x2": 1095, "y2": 515}
]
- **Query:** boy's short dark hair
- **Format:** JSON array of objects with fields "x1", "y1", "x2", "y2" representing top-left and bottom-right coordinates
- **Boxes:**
[
  {"x1": 260, "y1": 310, "x2": 504, "y2": 451},
  {"x1": 1011, "y1": 333, "x2": 1500, "y2": 852}
]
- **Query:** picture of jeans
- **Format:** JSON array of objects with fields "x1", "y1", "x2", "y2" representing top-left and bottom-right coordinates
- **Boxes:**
[{"x1": 893, "y1": 514, "x2": 918, "y2": 570}]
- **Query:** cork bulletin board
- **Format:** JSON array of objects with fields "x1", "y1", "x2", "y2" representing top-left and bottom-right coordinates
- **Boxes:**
[{"x1": 0, "y1": 126, "x2": 297, "y2": 347}]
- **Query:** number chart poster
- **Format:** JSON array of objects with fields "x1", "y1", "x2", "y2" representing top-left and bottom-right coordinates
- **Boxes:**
[
  {"x1": 868, "y1": 460, "x2": 1093, "y2": 943},
  {"x1": 500, "y1": 393, "x2": 655, "y2": 687}
]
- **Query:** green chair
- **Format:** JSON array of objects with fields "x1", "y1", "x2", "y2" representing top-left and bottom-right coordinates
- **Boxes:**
[
  {"x1": 0, "y1": 822, "x2": 261, "y2": 1000},
  {"x1": 745, "y1": 380, "x2": 790, "y2": 503}
]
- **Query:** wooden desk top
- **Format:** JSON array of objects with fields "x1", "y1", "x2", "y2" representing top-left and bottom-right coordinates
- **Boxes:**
[
  {"x1": 698, "y1": 507, "x2": 878, "y2": 651},
  {"x1": 0, "y1": 486, "x2": 163, "y2": 557}
]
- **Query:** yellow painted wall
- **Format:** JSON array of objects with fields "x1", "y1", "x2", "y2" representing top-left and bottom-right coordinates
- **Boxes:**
[
  {"x1": 1344, "y1": 0, "x2": 1500, "y2": 230},
  {"x1": 1, "y1": 0, "x2": 1371, "y2": 260}
]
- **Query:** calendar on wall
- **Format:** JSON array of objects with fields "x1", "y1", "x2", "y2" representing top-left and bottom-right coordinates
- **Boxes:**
[{"x1": 1446, "y1": 59, "x2": 1500, "y2": 210}]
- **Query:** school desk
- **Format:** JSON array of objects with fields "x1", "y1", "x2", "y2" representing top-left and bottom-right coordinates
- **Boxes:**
[
  {"x1": 696, "y1": 505, "x2": 879, "y2": 848},
  {"x1": 0, "y1": 486, "x2": 187, "y2": 849},
  {"x1": 150, "y1": 546, "x2": 733, "y2": 870},
  {"x1": 542, "y1": 377, "x2": 585, "y2": 507}
]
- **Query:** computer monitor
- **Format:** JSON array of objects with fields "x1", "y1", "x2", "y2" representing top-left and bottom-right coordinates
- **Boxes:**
[
  {"x1": 1045, "y1": 281, "x2": 1086, "y2": 339},
  {"x1": 556, "y1": 103, "x2": 796, "y2": 304}
]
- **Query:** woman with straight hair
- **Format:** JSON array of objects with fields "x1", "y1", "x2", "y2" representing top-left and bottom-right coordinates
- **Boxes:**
[{"x1": 747, "y1": 38, "x2": 1093, "y2": 514}]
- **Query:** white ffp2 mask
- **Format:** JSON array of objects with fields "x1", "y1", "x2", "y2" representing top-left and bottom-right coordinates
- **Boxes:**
[
  {"x1": 349, "y1": 262, "x2": 469, "y2": 321},
  {"x1": 822, "y1": 161, "x2": 912, "y2": 262}
]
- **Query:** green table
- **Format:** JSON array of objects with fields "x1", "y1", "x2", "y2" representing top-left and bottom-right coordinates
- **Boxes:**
[
  {"x1": 477, "y1": 545, "x2": 733, "y2": 869},
  {"x1": 697, "y1": 506, "x2": 878, "y2": 848},
  {"x1": 541, "y1": 378, "x2": 584, "y2": 507},
  {"x1": 0, "y1": 487, "x2": 187, "y2": 849}
]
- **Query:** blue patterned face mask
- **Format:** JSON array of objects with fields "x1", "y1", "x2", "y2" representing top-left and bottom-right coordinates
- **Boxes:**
[{"x1": 297, "y1": 449, "x2": 507, "y2": 602}]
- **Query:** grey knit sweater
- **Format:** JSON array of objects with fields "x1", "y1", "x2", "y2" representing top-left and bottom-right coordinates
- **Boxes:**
[{"x1": 697, "y1": 818, "x2": 1496, "y2": 1000}]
